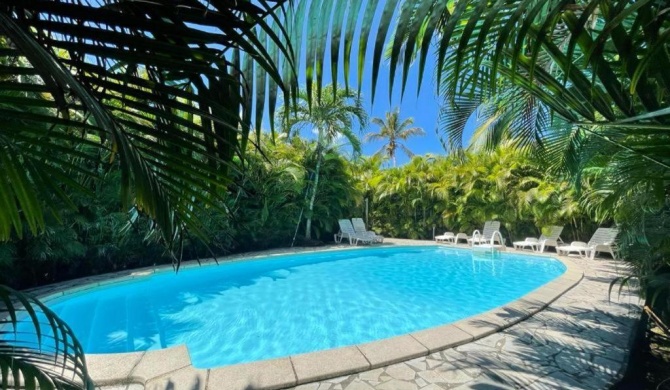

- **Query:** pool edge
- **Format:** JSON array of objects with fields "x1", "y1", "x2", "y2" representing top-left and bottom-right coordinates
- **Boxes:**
[{"x1": 27, "y1": 242, "x2": 585, "y2": 389}]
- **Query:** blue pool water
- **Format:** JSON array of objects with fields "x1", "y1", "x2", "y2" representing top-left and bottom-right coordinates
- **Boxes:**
[{"x1": 10, "y1": 246, "x2": 565, "y2": 368}]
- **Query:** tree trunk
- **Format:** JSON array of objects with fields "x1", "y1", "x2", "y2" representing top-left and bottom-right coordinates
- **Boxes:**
[
  {"x1": 305, "y1": 152, "x2": 322, "y2": 240},
  {"x1": 305, "y1": 131, "x2": 325, "y2": 240}
]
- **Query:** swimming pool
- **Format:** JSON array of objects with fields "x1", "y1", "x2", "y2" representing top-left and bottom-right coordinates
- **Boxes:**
[{"x1": 13, "y1": 246, "x2": 565, "y2": 368}]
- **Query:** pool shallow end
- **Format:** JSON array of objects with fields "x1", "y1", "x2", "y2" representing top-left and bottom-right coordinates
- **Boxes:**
[{"x1": 65, "y1": 246, "x2": 584, "y2": 390}]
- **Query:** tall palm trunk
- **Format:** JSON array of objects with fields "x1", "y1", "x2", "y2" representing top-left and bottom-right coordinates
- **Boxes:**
[
  {"x1": 305, "y1": 152, "x2": 322, "y2": 240},
  {"x1": 305, "y1": 129, "x2": 324, "y2": 240}
]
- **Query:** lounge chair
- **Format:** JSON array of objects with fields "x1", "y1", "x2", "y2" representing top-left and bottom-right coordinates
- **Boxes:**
[
  {"x1": 557, "y1": 227, "x2": 619, "y2": 259},
  {"x1": 351, "y1": 218, "x2": 384, "y2": 243},
  {"x1": 473, "y1": 230, "x2": 507, "y2": 252},
  {"x1": 335, "y1": 219, "x2": 373, "y2": 245},
  {"x1": 468, "y1": 221, "x2": 503, "y2": 245},
  {"x1": 435, "y1": 232, "x2": 456, "y2": 243},
  {"x1": 454, "y1": 233, "x2": 469, "y2": 243},
  {"x1": 513, "y1": 225, "x2": 564, "y2": 253}
]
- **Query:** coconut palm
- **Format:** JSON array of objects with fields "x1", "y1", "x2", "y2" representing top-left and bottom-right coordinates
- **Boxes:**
[
  {"x1": 281, "y1": 84, "x2": 367, "y2": 240},
  {"x1": 366, "y1": 108, "x2": 425, "y2": 167}
]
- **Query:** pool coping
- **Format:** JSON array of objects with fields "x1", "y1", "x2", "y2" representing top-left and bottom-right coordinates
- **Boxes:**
[{"x1": 24, "y1": 242, "x2": 584, "y2": 389}]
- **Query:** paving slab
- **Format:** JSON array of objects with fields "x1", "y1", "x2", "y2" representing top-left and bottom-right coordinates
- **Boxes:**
[
  {"x1": 87, "y1": 351, "x2": 144, "y2": 385},
  {"x1": 357, "y1": 335, "x2": 428, "y2": 368},
  {"x1": 410, "y1": 324, "x2": 473, "y2": 353},
  {"x1": 130, "y1": 345, "x2": 192, "y2": 382},
  {"x1": 208, "y1": 357, "x2": 296, "y2": 390},
  {"x1": 291, "y1": 346, "x2": 370, "y2": 384},
  {"x1": 144, "y1": 366, "x2": 207, "y2": 390}
]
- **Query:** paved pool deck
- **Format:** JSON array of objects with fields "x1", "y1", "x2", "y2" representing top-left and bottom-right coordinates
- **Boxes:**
[{"x1": 26, "y1": 239, "x2": 640, "y2": 390}]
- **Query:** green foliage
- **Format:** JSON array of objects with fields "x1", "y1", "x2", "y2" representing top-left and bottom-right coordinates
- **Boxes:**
[
  {"x1": 0, "y1": 134, "x2": 355, "y2": 290},
  {"x1": 0, "y1": 1, "x2": 297, "y2": 260},
  {"x1": 0, "y1": 285, "x2": 95, "y2": 389},
  {"x1": 354, "y1": 146, "x2": 592, "y2": 242}
]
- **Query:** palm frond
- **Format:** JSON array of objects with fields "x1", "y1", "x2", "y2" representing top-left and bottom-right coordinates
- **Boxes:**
[
  {"x1": 1, "y1": 284, "x2": 95, "y2": 390},
  {"x1": 1, "y1": 1, "x2": 297, "y2": 260}
]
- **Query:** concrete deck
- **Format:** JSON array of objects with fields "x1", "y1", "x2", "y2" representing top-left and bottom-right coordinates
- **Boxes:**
[{"x1": 25, "y1": 239, "x2": 639, "y2": 390}]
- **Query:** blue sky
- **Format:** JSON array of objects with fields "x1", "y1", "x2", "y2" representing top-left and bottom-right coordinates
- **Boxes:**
[{"x1": 263, "y1": 2, "x2": 477, "y2": 166}]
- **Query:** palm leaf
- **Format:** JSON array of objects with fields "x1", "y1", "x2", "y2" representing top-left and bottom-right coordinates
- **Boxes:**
[
  {"x1": 1, "y1": 1, "x2": 297, "y2": 261},
  {"x1": 0, "y1": 285, "x2": 95, "y2": 390}
]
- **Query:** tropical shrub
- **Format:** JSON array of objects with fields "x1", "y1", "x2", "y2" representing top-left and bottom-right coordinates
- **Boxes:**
[{"x1": 355, "y1": 146, "x2": 593, "y2": 243}]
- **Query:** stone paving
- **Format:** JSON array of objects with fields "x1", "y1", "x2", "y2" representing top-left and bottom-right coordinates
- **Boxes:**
[{"x1": 287, "y1": 252, "x2": 641, "y2": 390}]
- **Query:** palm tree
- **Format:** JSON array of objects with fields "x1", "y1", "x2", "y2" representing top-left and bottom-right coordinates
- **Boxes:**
[
  {"x1": 281, "y1": 84, "x2": 367, "y2": 240},
  {"x1": 366, "y1": 108, "x2": 425, "y2": 167}
]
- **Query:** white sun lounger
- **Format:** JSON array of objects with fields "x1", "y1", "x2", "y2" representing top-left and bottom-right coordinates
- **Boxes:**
[
  {"x1": 468, "y1": 221, "x2": 503, "y2": 245},
  {"x1": 335, "y1": 219, "x2": 373, "y2": 245},
  {"x1": 435, "y1": 232, "x2": 456, "y2": 243},
  {"x1": 473, "y1": 231, "x2": 507, "y2": 251},
  {"x1": 557, "y1": 227, "x2": 619, "y2": 259},
  {"x1": 351, "y1": 218, "x2": 384, "y2": 243},
  {"x1": 454, "y1": 233, "x2": 469, "y2": 243},
  {"x1": 513, "y1": 225, "x2": 564, "y2": 253}
]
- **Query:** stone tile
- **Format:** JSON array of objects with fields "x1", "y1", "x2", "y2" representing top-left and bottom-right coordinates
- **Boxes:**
[
  {"x1": 358, "y1": 368, "x2": 384, "y2": 382},
  {"x1": 524, "y1": 289, "x2": 563, "y2": 307},
  {"x1": 419, "y1": 385, "x2": 444, "y2": 390},
  {"x1": 452, "y1": 316, "x2": 500, "y2": 340},
  {"x1": 144, "y1": 366, "x2": 207, "y2": 390},
  {"x1": 327, "y1": 376, "x2": 350, "y2": 384},
  {"x1": 376, "y1": 379, "x2": 418, "y2": 390},
  {"x1": 292, "y1": 346, "x2": 370, "y2": 384},
  {"x1": 358, "y1": 335, "x2": 428, "y2": 368},
  {"x1": 591, "y1": 355, "x2": 621, "y2": 376},
  {"x1": 130, "y1": 345, "x2": 191, "y2": 382},
  {"x1": 417, "y1": 361, "x2": 479, "y2": 385},
  {"x1": 411, "y1": 325, "x2": 473, "y2": 353},
  {"x1": 405, "y1": 357, "x2": 427, "y2": 371},
  {"x1": 98, "y1": 385, "x2": 144, "y2": 390},
  {"x1": 208, "y1": 357, "x2": 296, "y2": 390},
  {"x1": 425, "y1": 359, "x2": 441, "y2": 369},
  {"x1": 384, "y1": 364, "x2": 416, "y2": 381},
  {"x1": 343, "y1": 380, "x2": 375, "y2": 390},
  {"x1": 484, "y1": 305, "x2": 530, "y2": 328},
  {"x1": 87, "y1": 351, "x2": 145, "y2": 385},
  {"x1": 527, "y1": 370, "x2": 587, "y2": 389},
  {"x1": 555, "y1": 351, "x2": 591, "y2": 375},
  {"x1": 294, "y1": 384, "x2": 320, "y2": 390}
]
